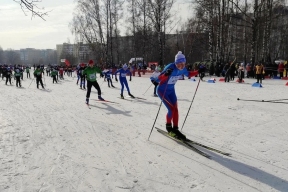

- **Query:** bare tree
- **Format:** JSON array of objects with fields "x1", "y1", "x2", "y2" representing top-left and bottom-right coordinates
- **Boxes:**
[
  {"x1": 111, "y1": 0, "x2": 125, "y2": 65},
  {"x1": 14, "y1": 0, "x2": 48, "y2": 20},
  {"x1": 4, "y1": 49, "x2": 21, "y2": 64},
  {"x1": 70, "y1": 0, "x2": 107, "y2": 63},
  {"x1": 0, "y1": 47, "x2": 4, "y2": 63},
  {"x1": 146, "y1": 0, "x2": 175, "y2": 66}
]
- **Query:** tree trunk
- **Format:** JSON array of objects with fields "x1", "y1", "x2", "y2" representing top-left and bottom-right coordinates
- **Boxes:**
[
  {"x1": 208, "y1": 0, "x2": 214, "y2": 61},
  {"x1": 251, "y1": 0, "x2": 259, "y2": 65},
  {"x1": 106, "y1": 0, "x2": 110, "y2": 65},
  {"x1": 243, "y1": 0, "x2": 247, "y2": 65},
  {"x1": 109, "y1": 0, "x2": 113, "y2": 66}
]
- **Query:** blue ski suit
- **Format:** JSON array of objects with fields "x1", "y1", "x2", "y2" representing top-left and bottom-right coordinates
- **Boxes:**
[{"x1": 115, "y1": 68, "x2": 132, "y2": 95}]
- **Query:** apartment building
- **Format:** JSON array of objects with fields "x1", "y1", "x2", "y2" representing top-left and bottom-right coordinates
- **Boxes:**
[
  {"x1": 56, "y1": 42, "x2": 94, "y2": 64},
  {"x1": 19, "y1": 48, "x2": 56, "y2": 65}
]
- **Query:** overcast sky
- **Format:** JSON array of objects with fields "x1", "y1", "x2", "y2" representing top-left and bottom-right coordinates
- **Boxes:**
[{"x1": 0, "y1": 0, "x2": 192, "y2": 50}]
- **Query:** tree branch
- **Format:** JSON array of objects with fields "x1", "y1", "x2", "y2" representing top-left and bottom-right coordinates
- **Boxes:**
[{"x1": 14, "y1": 0, "x2": 48, "y2": 20}]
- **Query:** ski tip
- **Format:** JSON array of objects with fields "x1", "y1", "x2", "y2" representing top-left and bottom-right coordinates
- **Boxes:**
[{"x1": 237, "y1": 98, "x2": 240, "y2": 100}]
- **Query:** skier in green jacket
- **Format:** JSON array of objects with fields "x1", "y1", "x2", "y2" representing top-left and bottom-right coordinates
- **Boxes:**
[
  {"x1": 14, "y1": 67, "x2": 23, "y2": 87},
  {"x1": 50, "y1": 68, "x2": 58, "y2": 83},
  {"x1": 26, "y1": 66, "x2": 31, "y2": 78},
  {"x1": 83, "y1": 60, "x2": 105, "y2": 104},
  {"x1": 33, "y1": 66, "x2": 45, "y2": 89}
]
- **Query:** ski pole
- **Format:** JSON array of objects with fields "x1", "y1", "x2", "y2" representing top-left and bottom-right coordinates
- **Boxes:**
[
  {"x1": 237, "y1": 98, "x2": 288, "y2": 104},
  {"x1": 142, "y1": 81, "x2": 154, "y2": 95},
  {"x1": 28, "y1": 78, "x2": 34, "y2": 88},
  {"x1": 148, "y1": 76, "x2": 171, "y2": 140},
  {"x1": 181, "y1": 78, "x2": 201, "y2": 131}
]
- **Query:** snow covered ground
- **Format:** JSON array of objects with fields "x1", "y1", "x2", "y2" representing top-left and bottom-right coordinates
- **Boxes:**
[{"x1": 1, "y1": 73, "x2": 288, "y2": 192}]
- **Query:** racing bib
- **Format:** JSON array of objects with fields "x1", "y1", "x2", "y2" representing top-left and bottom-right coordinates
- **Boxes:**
[
  {"x1": 121, "y1": 73, "x2": 127, "y2": 77},
  {"x1": 167, "y1": 76, "x2": 182, "y2": 84},
  {"x1": 89, "y1": 73, "x2": 96, "y2": 79}
]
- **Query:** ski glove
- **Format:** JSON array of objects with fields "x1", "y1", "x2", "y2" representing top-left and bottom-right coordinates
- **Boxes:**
[{"x1": 165, "y1": 68, "x2": 173, "y2": 76}]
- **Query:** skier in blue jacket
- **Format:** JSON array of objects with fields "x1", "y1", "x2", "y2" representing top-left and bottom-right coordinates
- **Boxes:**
[
  {"x1": 157, "y1": 51, "x2": 198, "y2": 140},
  {"x1": 115, "y1": 64, "x2": 134, "y2": 99},
  {"x1": 103, "y1": 69, "x2": 115, "y2": 88}
]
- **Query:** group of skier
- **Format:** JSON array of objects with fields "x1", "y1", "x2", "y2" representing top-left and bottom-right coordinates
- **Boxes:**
[
  {"x1": 0, "y1": 65, "x2": 30, "y2": 87},
  {"x1": 1, "y1": 50, "x2": 200, "y2": 141},
  {"x1": 75, "y1": 51, "x2": 199, "y2": 140},
  {"x1": 0, "y1": 64, "x2": 68, "y2": 89},
  {"x1": 75, "y1": 60, "x2": 136, "y2": 105}
]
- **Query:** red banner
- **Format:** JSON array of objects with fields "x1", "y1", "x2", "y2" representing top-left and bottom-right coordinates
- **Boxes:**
[{"x1": 65, "y1": 59, "x2": 71, "y2": 67}]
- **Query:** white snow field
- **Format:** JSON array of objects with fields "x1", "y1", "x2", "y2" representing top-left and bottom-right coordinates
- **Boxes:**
[{"x1": 1, "y1": 73, "x2": 288, "y2": 192}]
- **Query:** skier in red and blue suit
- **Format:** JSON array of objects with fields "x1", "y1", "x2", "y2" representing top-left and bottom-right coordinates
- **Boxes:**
[
  {"x1": 156, "y1": 51, "x2": 198, "y2": 140},
  {"x1": 115, "y1": 64, "x2": 135, "y2": 99}
]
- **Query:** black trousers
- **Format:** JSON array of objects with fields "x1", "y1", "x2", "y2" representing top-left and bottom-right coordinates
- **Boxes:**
[
  {"x1": 230, "y1": 72, "x2": 234, "y2": 80},
  {"x1": 52, "y1": 76, "x2": 57, "y2": 83},
  {"x1": 151, "y1": 80, "x2": 159, "y2": 94},
  {"x1": 86, "y1": 81, "x2": 101, "y2": 98},
  {"x1": 256, "y1": 74, "x2": 262, "y2": 83},
  {"x1": 200, "y1": 72, "x2": 205, "y2": 80},
  {"x1": 5, "y1": 75, "x2": 11, "y2": 85},
  {"x1": 36, "y1": 77, "x2": 44, "y2": 88},
  {"x1": 16, "y1": 76, "x2": 21, "y2": 87},
  {"x1": 107, "y1": 78, "x2": 114, "y2": 87},
  {"x1": 80, "y1": 76, "x2": 86, "y2": 88},
  {"x1": 225, "y1": 74, "x2": 230, "y2": 82}
]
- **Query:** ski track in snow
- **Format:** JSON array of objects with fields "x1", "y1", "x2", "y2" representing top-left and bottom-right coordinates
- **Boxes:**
[{"x1": 0, "y1": 75, "x2": 288, "y2": 191}]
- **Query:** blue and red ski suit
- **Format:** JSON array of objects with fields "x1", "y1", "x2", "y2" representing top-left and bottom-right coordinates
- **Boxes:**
[{"x1": 157, "y1": 63, "x2": 198, "y2": 126}]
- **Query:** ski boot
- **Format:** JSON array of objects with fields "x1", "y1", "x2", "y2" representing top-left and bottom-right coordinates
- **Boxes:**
[
  {"x1": 98, "y1": 95, "x2": 105, "y2": 101},
  {"x1": 128, "y1": 92, "x2": 135, "y2": 98},
  {"x1": 166, "y1": 123, "x2": 173, "y2": 133},
  {"x1": 170, "y1": 126, "x2": 186, "y2": 141},
  {"x1": 120, "y1": 94, "x2": 124, "y2": 99},
  {"x1": 86, "y1": 98, "x2": 89, "y2": 104}
]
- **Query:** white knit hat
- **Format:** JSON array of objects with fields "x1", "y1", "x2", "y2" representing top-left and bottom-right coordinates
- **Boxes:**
[{"x1": 175, "y1": 51, "x2": 186, "y2": 64}]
